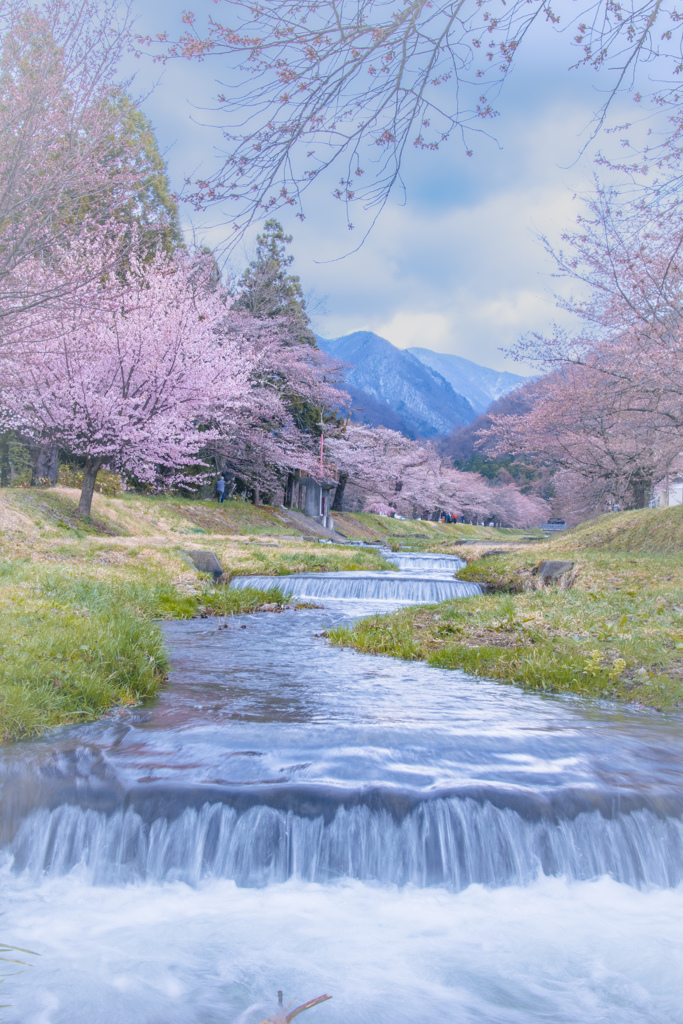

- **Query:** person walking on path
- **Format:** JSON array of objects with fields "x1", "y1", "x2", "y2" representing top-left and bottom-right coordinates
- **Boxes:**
[{"x1": 216, "y1": 476, "x2": 226, "y2": 502}]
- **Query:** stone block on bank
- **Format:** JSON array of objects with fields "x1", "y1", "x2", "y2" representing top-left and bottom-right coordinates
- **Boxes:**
[
  {"x1": 183, "y1": 549, "x2": 224, "y2": 581},
  {"x1": 532, "y1": 560, "x2": 577, "y2": 589}
]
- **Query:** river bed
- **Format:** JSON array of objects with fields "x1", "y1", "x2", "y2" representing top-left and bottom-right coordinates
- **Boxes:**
[{"x1": 0, "y1": 553, "x2": 682, "y2": 1022}]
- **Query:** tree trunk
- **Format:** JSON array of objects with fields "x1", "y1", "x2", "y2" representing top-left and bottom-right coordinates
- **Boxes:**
[
  {"x1": 631, "y1": 473, "x2": 652, "y2": 509},
  {"x1": 0, "y1": 432, "x2": 9, "y2": 487},
  {"x1": 252, "y1": 481, "x2": 260, "y2": 506},
  {"x1": 32, "y1": 444, "x2": 59, "y2": 485},
  {"x1": 224, "y1": 471, "x2": 236, "y2": 499},
  {"x1": 77, "y1": 458, "x2": 102, "y2": 516},
  {"x1": 331, "y1": 472, "x2": 348, "y2": 512},
  {"x1": 284, "y1": 471, "x2": 295, "y2": 508}
]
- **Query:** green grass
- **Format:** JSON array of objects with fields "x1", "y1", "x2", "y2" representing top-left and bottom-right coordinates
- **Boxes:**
[
  {"x1": 0, "y1": 555, "x2": 289, "y2": 741},
  {"x1": 0, "y1": 563, "x2": 168, "y2": 740},
  {"x1": 550, "y1": 504, "x2": 683, "y2": 554},
  {"x1": 329, "y1": 545, "x2": 683, "y2": 711},
  {"x1": 202, "y1": 584, "x2": 288, "y2": 615},
  {"x1": 8, "y1": 489, "x2": 129, "y2": 538},
  {"x1": 212, "y1": 540, "x2": 394, "y2": 577}
]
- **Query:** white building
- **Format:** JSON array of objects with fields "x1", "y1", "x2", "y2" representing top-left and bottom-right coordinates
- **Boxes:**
[{"x1": 652, "y1": 462, "x2": 683, "y2": 507}]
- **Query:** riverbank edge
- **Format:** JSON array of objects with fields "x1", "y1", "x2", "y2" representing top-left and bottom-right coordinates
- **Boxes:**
[
  {"x1": 0, "y1": 556, "x2": 302, "y2": 742},
  {"x1": 0, "y1": 540, "x2": 394, "y2": 742},
  {"x1": 0, "y1": 487, "x2": 528, "y2": 741},
  {"x1": 328, "y1": 519, "x2": 683, "y2": 711}
]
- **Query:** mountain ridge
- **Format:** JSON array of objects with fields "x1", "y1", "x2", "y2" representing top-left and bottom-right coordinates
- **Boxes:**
[
  {"x1": 407, "y1": 347, "x2": 526, "y2": 416},
  {"x1": 318, "y1": 330, "x2": 526, "y2": 437},
  {"x1": 317, "y1": 331, "x2": 475, "y2": 438}
]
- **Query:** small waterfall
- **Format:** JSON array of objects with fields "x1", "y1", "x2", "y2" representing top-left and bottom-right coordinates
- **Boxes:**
[
  {"x1": 230, "y1": 572, "x2": 481, "y2": 603},
  {"x1": 8, "y1": 790, "x2": 683, "y2": 890},
  {"x1": 387, "y1": 553, "x2": 466, "y2": 572}
]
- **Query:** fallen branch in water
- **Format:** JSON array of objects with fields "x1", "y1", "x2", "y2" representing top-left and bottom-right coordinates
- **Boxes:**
[{"x1": 257, "y1": 991, "x2": 332, "y2": 1024}]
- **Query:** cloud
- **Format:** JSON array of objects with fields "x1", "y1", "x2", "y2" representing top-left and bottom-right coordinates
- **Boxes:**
[
  {"x1": 296, "y1": 100, "x2": 595, "y2": 372},
  {"x1": 373, "y1": 312, "x2": 452, "y2": 350},
  {"x1": 128, "y1": 0, "x2": 635, "y2": 375}
]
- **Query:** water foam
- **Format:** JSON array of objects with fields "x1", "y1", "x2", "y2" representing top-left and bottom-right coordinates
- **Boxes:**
[
  {"x1": 2, "y1": 873, "x2": 682, "y2": 1024},
  {"x1": 230, "y1": 571, "x2": 481, "y2": 603},
  {"x1": 387, "y1": 553, "x2": 467, "y2": 571}
]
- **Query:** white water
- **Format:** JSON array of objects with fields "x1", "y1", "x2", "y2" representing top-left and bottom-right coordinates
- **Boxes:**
[
  {"x1": 10, "y1": 796, "x2": 683, "y2": 889},
  {"x1": 230, "y1": 568, "x2": 481, "y2": 603},
  {"x1": 387, "y1": 552, "x2": 471, "y2": 572},
  {"x1": 3, "y1": 875, "x2": 682, "y2": 1024},
  {"x1": 1, "y1": 551, "x2": 682, "y2": 1022}
]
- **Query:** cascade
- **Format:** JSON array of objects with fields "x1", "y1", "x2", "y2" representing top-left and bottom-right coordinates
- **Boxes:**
[
  {"x1": 3, "y1": 538, "x2": 683, "y2": 1023},
  {"x1": 386, "y1": 552, "x2": 467, "y2": 572},
  {"x1": 8, "y1": 788, "x2": 683, "y2": 890},
  {"x1": 230, "y1": 571, "x2": 481, "y2": 603}
]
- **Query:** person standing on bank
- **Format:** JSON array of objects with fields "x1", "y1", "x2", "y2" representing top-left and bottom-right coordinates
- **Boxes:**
[{"x1": 216, "y1": 475, "x2": 226, "y2": 502}]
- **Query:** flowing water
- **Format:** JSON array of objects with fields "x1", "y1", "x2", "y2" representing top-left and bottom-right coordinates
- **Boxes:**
[{"x1": 1, "y1": 552, "x2": 682, "y2": 1023}]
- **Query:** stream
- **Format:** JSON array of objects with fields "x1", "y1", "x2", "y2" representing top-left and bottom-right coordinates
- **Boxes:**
[{"x1": 0, "y1": 552, "x2": 682, "y2": 1022}]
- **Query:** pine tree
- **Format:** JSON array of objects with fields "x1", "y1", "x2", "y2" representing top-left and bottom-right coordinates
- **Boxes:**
[{"x1": 234, "y1": 220, "x2": 314, "y2": 345}]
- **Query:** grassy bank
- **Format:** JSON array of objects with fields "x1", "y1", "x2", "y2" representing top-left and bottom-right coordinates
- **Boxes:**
[
  {"x1": 0, "y1": 488, "x2": 401, "y2": 741},
  {"x1": 0, "y1": 554, "x2": 296, "y2": 741},
  {"x1": 332, "y1": 510, "x2": 544, "y2": 546},
  {"x1": 1, "y1": 483, "x2": 533, "y2": 547},
  {"x1": 8, "y1": 483, "x2": 664, "y2": 739},
  {"x1": 329, "y1": 508, "x2": 683, "y2": 711}
]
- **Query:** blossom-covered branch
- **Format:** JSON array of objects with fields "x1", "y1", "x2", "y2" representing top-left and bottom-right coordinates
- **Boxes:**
[{"x1": 156, "y1": 0, "x2": 683, "y2": 239}]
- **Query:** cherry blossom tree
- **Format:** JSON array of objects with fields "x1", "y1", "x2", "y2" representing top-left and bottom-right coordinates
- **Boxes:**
[
  {"x1": 496, "y1": 182, "x2": 683, "y2": 513},
  {"x1": 0, "y1": 240, "x2": 255, "y2": 515},
  {"x1": 324, "y1": 423, "x2": 438, "y2": 516},
  {"x1": 209, "y1": 312, "x2": 348, "y2": 503},
  {"x1": 486, "y1": 359, "x2": 679, "y2": 511},
  {"x1": 325, "y1": 421, "x2": 546, "y2": 525}
]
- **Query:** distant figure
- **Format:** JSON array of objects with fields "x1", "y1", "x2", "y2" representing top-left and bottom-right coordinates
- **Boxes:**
[{"x1": 216, "y1": 476, "x2": 226, "y2": 502}]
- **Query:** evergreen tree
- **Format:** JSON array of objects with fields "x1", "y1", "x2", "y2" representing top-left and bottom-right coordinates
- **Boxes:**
[
  {"x1": 105, "y1": 98, "x2": 184, "y2": 260},
  {"x1": 234, "y1": 220, "x2": 314, "y2": 345}
]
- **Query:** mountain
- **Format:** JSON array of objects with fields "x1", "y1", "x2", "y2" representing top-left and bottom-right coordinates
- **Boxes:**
[
  {"x1": 407, "y1": 348, "x2": 526, "y2": 416},
  {"x1": 317, "y1": 331, "x2": 475, "y2": 438},
  {"x1": 338, "y1": 384, "x2": 416, "y2": 436}
]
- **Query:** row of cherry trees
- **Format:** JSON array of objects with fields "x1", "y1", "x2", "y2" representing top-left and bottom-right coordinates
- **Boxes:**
[
  {"x1": 0, "y1": 227, "x2": 349, "y2": 515},
  {"x1": 0, "y1": 0, "x2": 547, "y2": 527},
  {"x1": 325, "y1": 424, "x2": 547, "y2": 526},
  {"x1": 1, "y1": 224, "x2": 545, "y2": 524}
]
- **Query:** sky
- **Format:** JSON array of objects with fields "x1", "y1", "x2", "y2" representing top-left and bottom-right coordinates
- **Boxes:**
[{"x1": 128, "y1": 1, "x2": 641, "y2": 375}]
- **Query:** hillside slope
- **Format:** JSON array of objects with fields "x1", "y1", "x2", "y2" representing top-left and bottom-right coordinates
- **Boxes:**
[
  {"x1": 550, "y1": 505, "x2": 683, "y2": 554},
  {"x1": 408, "y1": 348, "x2": 526, "y2": 415}
]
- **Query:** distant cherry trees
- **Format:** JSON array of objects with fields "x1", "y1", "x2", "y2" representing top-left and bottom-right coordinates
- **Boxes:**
[{"x1": 325, "y1": 423, "x2": 546, "y2": 526}]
